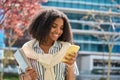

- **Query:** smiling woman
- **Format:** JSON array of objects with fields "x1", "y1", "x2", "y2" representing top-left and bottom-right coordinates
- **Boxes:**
[{"x1": 17, "y1": 8, "x2": 79, "y2": 80}]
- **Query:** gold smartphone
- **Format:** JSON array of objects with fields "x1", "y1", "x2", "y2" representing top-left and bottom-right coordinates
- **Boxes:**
[{"x1": 62, "y1": 45, "x2": 80, "y2": 62}]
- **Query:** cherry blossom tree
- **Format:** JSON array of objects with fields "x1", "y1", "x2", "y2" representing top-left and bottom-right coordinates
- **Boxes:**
[
  {"x1": 0, "y1": 0, "x2": 47, "y2": 79},
  {"x1": 0, "y1": 0, "x2": 47, "y2": 47}
]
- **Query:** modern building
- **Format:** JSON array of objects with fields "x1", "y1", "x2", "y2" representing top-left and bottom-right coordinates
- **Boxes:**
[{"x1": 42, "y1": 0, "x2": 120, "y2": 80}]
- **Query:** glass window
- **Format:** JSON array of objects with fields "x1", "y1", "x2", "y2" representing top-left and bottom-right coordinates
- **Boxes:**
[
  {"x1": 84, "y1": 25, "x2": 90, "y2": 30},
  {"x1": 58, "y1": 3, "x2": 64, "y2": 7},
  {"x1": 85, "y1": 5, "x2": 92, "y2": 9},
  {"x1": 113, "y1": 45, "x2": 120, "y2": 53},
  {"x1": 112, "y1": 17, "x2": 120, "y2": 23},
  {"x1": 83, "y1": 43, "x2": 89, "y2": 51},
  {"x1": 71, "y1": 3, "x2": 79, "y2": 8},
  {"x1": 48, "y1": 2, "x2": 56, "y2": 6},
  {"x1": 104, "y1": 45, "x2": 109, "y2": 52},
  {"x1": 71, "y1": 23, "x2": 82, "y2": 29},
  {"x1": 64, "y1": 3, "x2": 72, "y2": 8},
  {"x1": 98, "y1": 0, "x2": 105, "y2": 4},
  {"x1": 83, "y1": 36, "x2": 88, "y2": 40},
  {"x1": 73, "y1": 34, "x2": 78, "y2": 40},
  {"x1": 73, "y1": 34, "x2": 83, "y2": 40},
  {"x1": 66, "y1": 13, "x2": 81, "y2": 20},
  {"x1": 91, "y1": 44, "x2": 98, "y2": 51},
  {"x1": 91, "y1": 36, "x2": 99, "y2": 41},
  {"x1": 85, "y1": 0, "x2": 92, "y2": 2},
  {"x1": 92, "y1": 0, "x2": 99, "y2": 3},
  {"x1": 93, "y1": 5, "x2": 100, "y2": 10},
  {"x1": 79, "y1": 4, "x2": 85, "y2": 9},
  {"x1": 97, "y1": 44, "x2": 104, "y2": 52},
  {"x1": 105, "y1": 0, "x2": 111, "y2": 4}
]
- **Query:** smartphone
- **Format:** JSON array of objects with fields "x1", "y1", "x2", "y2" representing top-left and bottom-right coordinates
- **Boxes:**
[
  {"x1": 62, "y1": 45, "x2": 80, "y2": 62},
  {"x1": 14, "y1": 49, "x2": 31, "y2": 72}
]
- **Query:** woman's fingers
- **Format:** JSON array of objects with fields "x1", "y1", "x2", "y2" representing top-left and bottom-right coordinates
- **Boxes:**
[
  {"x1": 24, "y1": 67, "x2": 37, "y2": 80},
  {"x1": 62, "y1": 52, "x2": 78, "y2": 65},
  {"x1": 23, "y1": 73, "x2": 32, "y2": 80}
]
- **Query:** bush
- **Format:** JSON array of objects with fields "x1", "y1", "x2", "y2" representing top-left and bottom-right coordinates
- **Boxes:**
[
  {"x1": 3, "y1": 73, "x2": 19, "y2": 80},
  {"x1": 99, "y1": 77, "x2": 106, "y2": 80}
]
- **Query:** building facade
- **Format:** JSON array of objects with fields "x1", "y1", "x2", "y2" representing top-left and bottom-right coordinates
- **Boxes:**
[{"x1": 42, "y1": 0, "x2": 120, "y2": 80}]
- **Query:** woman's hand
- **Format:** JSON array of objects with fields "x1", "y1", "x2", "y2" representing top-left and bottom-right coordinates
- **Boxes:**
[
  {"x1": 62, "y1": 52, "x2": 78, "y2": 66},
  {"x1": 22, "y1": 67, "x2": 37, "y2": 80},
  {"x1": 63, "y1": 52, "x2": 78, "y2": 80}
]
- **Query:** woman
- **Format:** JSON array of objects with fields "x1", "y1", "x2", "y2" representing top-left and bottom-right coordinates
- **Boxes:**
[{"x1": 19, "y1": 8, "x2": 79, "y2": 80}]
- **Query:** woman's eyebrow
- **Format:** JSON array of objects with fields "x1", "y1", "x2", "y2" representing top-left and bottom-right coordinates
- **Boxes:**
[
  {"x1": 52, "y1": 23, "x2": 58, "y2": 26},
  {"x1": 53, "y1": 22, "x2": 64, "y2": 27},
  {"x1": 53, "y1": 23, "x2": 58, "y2": 25}
]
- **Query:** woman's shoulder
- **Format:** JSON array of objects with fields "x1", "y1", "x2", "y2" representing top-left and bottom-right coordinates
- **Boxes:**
[
  {"x1": 22, "y1": 39, "x2": 37, "y2": 48},
  {"x1": 57, "y1": 41, "x2": 71, "y2": 47}
]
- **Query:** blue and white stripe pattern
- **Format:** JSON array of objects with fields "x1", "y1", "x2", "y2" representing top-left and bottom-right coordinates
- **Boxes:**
[{"x1": 20, "y1": 40, "x2": 79, "y2": 80}]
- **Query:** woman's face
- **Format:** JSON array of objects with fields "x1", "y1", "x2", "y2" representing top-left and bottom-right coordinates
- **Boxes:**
[{"x1": 47, "y1": 18, "x2": 64, "y2": 42}]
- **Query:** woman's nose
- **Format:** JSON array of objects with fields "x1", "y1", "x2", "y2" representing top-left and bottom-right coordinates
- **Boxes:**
[{"x1": 55, "y1": 28, "x2": 61, "y2": 33}]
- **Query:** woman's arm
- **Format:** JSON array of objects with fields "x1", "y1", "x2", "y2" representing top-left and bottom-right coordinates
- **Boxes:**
[
  {"x1": 65, "y1": 65, "x2": 76, "y2": 80},
  {"x1": 63, "y1": 52, "x2": 78, "y2": 80},
  {"x1": 19, "y1": 73, "x2": 24, "y2": 80}
]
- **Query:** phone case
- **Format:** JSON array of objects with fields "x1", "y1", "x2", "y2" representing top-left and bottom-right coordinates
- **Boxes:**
[
  {"x1": 14, "y1": 49, "x2": 31, "y2": 72},
  {"x1": 62, "y1": 45, "x2": 80, "y2": 62}
]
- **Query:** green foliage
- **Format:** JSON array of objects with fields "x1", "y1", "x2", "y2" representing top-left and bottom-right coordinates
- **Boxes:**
[
  {"x1": 99, "y1": 77, "x2": 106, "y2": 80},
  {"x1": 91, "y1": 69, "x2": 103, "y2": 74},
  {"x1": 3, "y1": 73, "x2": 19, "y2": 80}
]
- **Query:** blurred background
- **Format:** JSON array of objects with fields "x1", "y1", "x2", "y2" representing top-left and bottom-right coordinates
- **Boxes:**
[{"x1": 0, "y1": 0, "x2": 120, "y2": 80}]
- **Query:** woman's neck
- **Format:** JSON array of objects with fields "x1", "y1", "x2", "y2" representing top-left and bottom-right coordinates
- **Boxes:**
[
  {"x1": 39, "y1": 41, "x2": 54, "y2": 53},
  {"x1": 41, "y1": 41, "x2": 54, "y2": 46}
]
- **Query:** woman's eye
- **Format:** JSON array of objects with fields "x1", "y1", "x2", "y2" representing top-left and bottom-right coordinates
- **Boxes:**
[
  {"x1": 60, "y1": 27, "x2": 63, "y2": 30},
  {"x1": 52, "y1": 25, "x2": 57, "y2": 28}
]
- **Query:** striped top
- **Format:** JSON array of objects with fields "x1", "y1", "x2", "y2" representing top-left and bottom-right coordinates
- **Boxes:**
[{"x1": 19, "y1": 40, "x2": 79, "y2": 80}]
